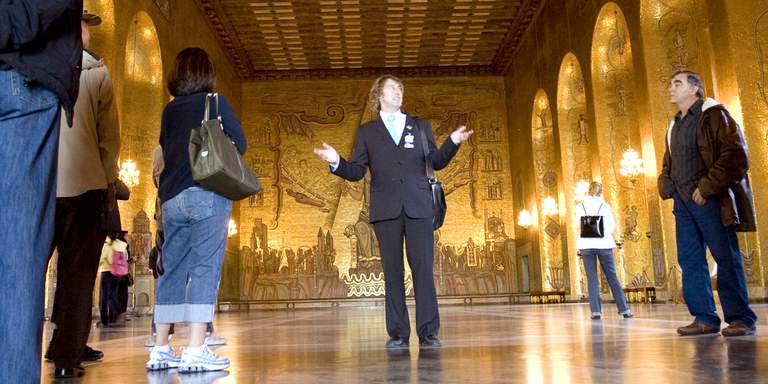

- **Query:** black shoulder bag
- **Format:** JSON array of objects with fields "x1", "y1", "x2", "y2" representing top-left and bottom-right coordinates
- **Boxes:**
[
  {"x1": 579, "y1": 203, "x2": 604, "y2": 238},
  {"x1": 418, "y1": 122, "x2": 447, "y2": 230}
]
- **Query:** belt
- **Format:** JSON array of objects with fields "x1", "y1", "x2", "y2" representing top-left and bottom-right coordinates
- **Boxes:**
[{"x1": 0, "y1": 61, "x2": 10, "y2": 70}]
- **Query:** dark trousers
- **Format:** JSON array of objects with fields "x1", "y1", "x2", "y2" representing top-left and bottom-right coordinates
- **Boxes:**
[
  {"x1": 49, "y1": 190, "x2": 106, "y2": 367},
  {"x1": 373, "y1": 211, "x2": 439, "y2": 340},
  {"x1": 99, "y1": 271, "x2": 121, "y2": 326},
  {"x1": 673, "y1": 193, "x2": 757, "y2": 327},
  {"x1": 118, "y1": 275, "x2": 128, "y2": 314}
]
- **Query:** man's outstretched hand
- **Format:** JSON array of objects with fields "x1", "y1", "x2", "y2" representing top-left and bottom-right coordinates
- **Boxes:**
[
  {"x1": 450, "y1": 125, "x2": 473, "y2": 144},
  {"x1": 313, "y1": 142, "x2": 340, "y2": 165}
]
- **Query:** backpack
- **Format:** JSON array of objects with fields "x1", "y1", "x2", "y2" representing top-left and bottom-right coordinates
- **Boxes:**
[
  {"x1": 110, "y1": 249, "x2": 129, "y2": 276},
  {"x1": 579, "y1": 203, "x2": 604, "y2": 238}
]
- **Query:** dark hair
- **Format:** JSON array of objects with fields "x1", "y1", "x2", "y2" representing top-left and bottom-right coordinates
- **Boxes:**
[
  {"x1": 368, "y1": 75, "x2": 403, "y2": 112},
  {"x1": 672, "y1": 69, "x2": 705, "y2": 99},
  {"x1": 167, "y1": 47, "x2": 215, "y2": 97}
]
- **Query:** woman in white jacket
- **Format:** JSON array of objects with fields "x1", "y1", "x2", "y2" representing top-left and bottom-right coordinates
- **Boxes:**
[{"x1": 576, "y1": 182, "x2": 633, "y2": 320}]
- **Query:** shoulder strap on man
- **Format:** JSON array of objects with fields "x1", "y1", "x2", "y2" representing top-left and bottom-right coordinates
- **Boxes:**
[{"x1": 417, "y1": 120, "x2": 436, "y2": 180}]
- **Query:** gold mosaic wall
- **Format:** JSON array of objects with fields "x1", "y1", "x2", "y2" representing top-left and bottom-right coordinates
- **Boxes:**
[
  {"x1": 591, "y1": 3, "x2": 654, "y2": 289},
  {"x1": 505, "y1": 0, "x2": 768, "y2": 298},
  {"x1": 65, "y1": 0, "x2": 768, "y2": 306},
  {"x1": 557, "y1": 54, "x2": 592, "y2": 296},
  {"x1": 703, "y1": 0, "x2": 768, "y2": 289},
  {"x1": 531, "y1": 90, "x2": 568, "y2": 292},
  {"x1": 225, "y1": 76, "x2": 519, "y2": 300}
]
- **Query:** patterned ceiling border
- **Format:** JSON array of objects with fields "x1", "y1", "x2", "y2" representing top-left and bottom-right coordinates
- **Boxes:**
[
  {"x1": 195, "y1": 0, "x2": 255, "y2": 79},
  {"x1": 249, "y1": 65, "x2": 496, "y2": 81},
  {"x1": 491, "y1": 0, "x2": 547, "y2": 74}
]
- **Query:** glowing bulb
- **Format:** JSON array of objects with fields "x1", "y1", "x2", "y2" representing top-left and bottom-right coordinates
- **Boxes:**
[
  {"x1": 228, "y1": 219, "x2": 238, "y2": 238},
  {"x1": 574, "y1": 180, "x2": 590, "y2": 202},
  {"x1": 517, "y1": 210, "x2": 533, "y2": 228},
  {"x1": 541, "y1": 197, "x2": 559, "y2": 216},
  {"x1": 118, "y1": 159, "x2": 140, "y2": 187},
  {"x1": 619, "y1": 148, "x2": 644, "y2": 179}
]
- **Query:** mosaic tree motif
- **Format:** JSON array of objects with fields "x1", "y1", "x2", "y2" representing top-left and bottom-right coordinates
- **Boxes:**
[
  {"x1": 557, "y1": 53, "x2": 592, "y2": 297},
  {"x1": 639, "y1": 0, "x2": 734, "y2": 288},
  {"x1": 591, "y1": 2, "x2": 653, "y2": 286},
  {"x1": 532, "y1": 90, "x2": 567, "y2": 291}
]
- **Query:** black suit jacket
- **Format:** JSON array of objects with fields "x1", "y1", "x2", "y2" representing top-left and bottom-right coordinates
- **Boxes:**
[{"x1": 333, "y1": 114, "x2": 460, "y2": 223}]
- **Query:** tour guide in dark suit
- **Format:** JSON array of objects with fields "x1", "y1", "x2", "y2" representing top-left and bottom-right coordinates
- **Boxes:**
[{"x1": 314, "y1": 75, "x2": 473, "y2": 348}]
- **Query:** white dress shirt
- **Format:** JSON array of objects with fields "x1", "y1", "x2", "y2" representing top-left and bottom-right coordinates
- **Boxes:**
[{"x1": 380, "y1": 110, "x2": 406, "y2": 144}]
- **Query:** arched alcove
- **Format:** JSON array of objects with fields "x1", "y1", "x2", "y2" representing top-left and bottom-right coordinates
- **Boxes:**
[
  {"x1": 118, "y1": 11, "x2": 164, "y2": 233},
  {"x1": 556, "y1": 53, "x2": 591, "y2": 297},
  {"x1": 591, "y1": 2, "x2": 652, "y2": 287},
  {"x1": 531, "y1": 89, "x2": 567, "y2": 292}
]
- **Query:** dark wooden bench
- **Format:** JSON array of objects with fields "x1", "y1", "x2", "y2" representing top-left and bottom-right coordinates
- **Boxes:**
[
  {"x1": 530, "y1": 291, "x2": 566, "y2": 304},
  {"x1": 623, "y1": 286, "x2": 656, "y2": 303}
]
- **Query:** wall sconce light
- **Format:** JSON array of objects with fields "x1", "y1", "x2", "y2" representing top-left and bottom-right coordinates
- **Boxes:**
[
  {"x1": 541, "y1": 196, "x2": 559, "y2": 216},
  {"x1": 517, "y1": 209, "x2": 533, "y2": 228},
  {"x1": 227, "y1": 218, "x2": 238, "y2": 238},
  {"x1": 619, "y1": 148, "x2": 644, "y2": 181},
  {"x1": 574, "y1": 180, "x2": 590, "y2": 202}
]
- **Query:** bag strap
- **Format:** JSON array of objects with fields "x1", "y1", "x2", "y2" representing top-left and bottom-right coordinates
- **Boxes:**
[
  {"x1": 581, "y1": 202, "x2": 604, "y2": 216},
  {"x1": 203, "y1": 93, "x2": 220, "y2": 122},
  {"x1": 417, "y1": 119, "x2": 437, "y2": 180}
]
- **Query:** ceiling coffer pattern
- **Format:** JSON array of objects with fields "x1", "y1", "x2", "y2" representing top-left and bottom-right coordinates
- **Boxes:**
[{"x1": 194, "y1": 0, "x2": 545, "y2": 80}]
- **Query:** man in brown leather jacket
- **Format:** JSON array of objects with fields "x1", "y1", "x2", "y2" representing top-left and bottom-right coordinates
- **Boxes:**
[{"x1": 658, "y1": 70, "x2": 757, "y2": 337}]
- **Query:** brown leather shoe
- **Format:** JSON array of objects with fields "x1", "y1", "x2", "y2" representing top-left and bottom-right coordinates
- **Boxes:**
[
  {"x1": 676, "y1": 321, "x2": 719, "y2": 336},
  {"x1": 721, "y1": 321, "x2": 756, "y2": 337}
]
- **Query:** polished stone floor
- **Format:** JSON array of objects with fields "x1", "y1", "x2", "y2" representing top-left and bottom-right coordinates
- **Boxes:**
[{"x1": 41, "y1": 303, "x2": 768, "y2": 383}]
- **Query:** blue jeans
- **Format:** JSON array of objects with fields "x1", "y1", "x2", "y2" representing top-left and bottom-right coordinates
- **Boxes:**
[
  {"x1": 0, "y1": 69, "x2": 61, "y2": 383},
  {"x1": 155, "y1": 186, "x2": 231, "y2": 324},
  {"x1": 673, "y1": 193, "x2": 757, "y2": 327},
  {"x1": 581, "y1": 248, "x2": 630, "y2": 314}
]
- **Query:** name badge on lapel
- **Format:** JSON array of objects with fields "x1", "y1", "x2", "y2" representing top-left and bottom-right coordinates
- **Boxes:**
[{"x1": 404, "y1": 125, "x2": 415, "y2": 148}]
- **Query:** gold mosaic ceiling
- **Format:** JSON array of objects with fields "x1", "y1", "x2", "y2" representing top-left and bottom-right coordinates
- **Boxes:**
[{"x1": 195, "y1": 0, "x2": 544, "y2": 79}]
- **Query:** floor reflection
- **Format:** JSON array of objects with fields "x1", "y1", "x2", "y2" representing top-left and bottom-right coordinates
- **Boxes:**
[{"x1": 40, "y1": 303, "x2": 768, "y2": 383}]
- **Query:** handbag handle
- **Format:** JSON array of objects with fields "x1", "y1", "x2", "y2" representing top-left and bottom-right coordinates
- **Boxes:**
[
  {"x1": 203, "y1": 93, "x2": 220, "y2": 122},
  {"x1": 417, "y1": 120, "x2": 437, "y2": 181}
]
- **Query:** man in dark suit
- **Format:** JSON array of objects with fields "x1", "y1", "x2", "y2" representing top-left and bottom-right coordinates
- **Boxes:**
[{"x1": 314, "y1": 75, "x2": 472, "y2": 348}]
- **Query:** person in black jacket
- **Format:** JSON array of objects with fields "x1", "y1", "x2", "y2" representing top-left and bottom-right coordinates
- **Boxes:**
[
  {"x1": 314, "y1": 75, "x2": 472, "y2": 348},
  {"x1": 0, "y1": 1, "x2": 83, "y2": 381}
]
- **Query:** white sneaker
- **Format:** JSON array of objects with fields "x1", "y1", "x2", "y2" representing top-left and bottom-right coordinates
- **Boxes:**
[
  {"x1": 179, "y1": 345, "x2": 230, "y2": 373},
  {"x1": 145, "y1": 336, "x2": 155, "y2": 347},
  {"x1": 205, "y1": 332, "x2": 227, "y2": 346},
  {"x1": 146, "y1": 345, "x2": 181, "y2": 370}
]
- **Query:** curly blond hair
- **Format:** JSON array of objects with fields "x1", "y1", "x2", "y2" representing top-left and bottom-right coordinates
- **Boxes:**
[{"x1": 368, "y1": 75, "x2": 403, "y2": 112}]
